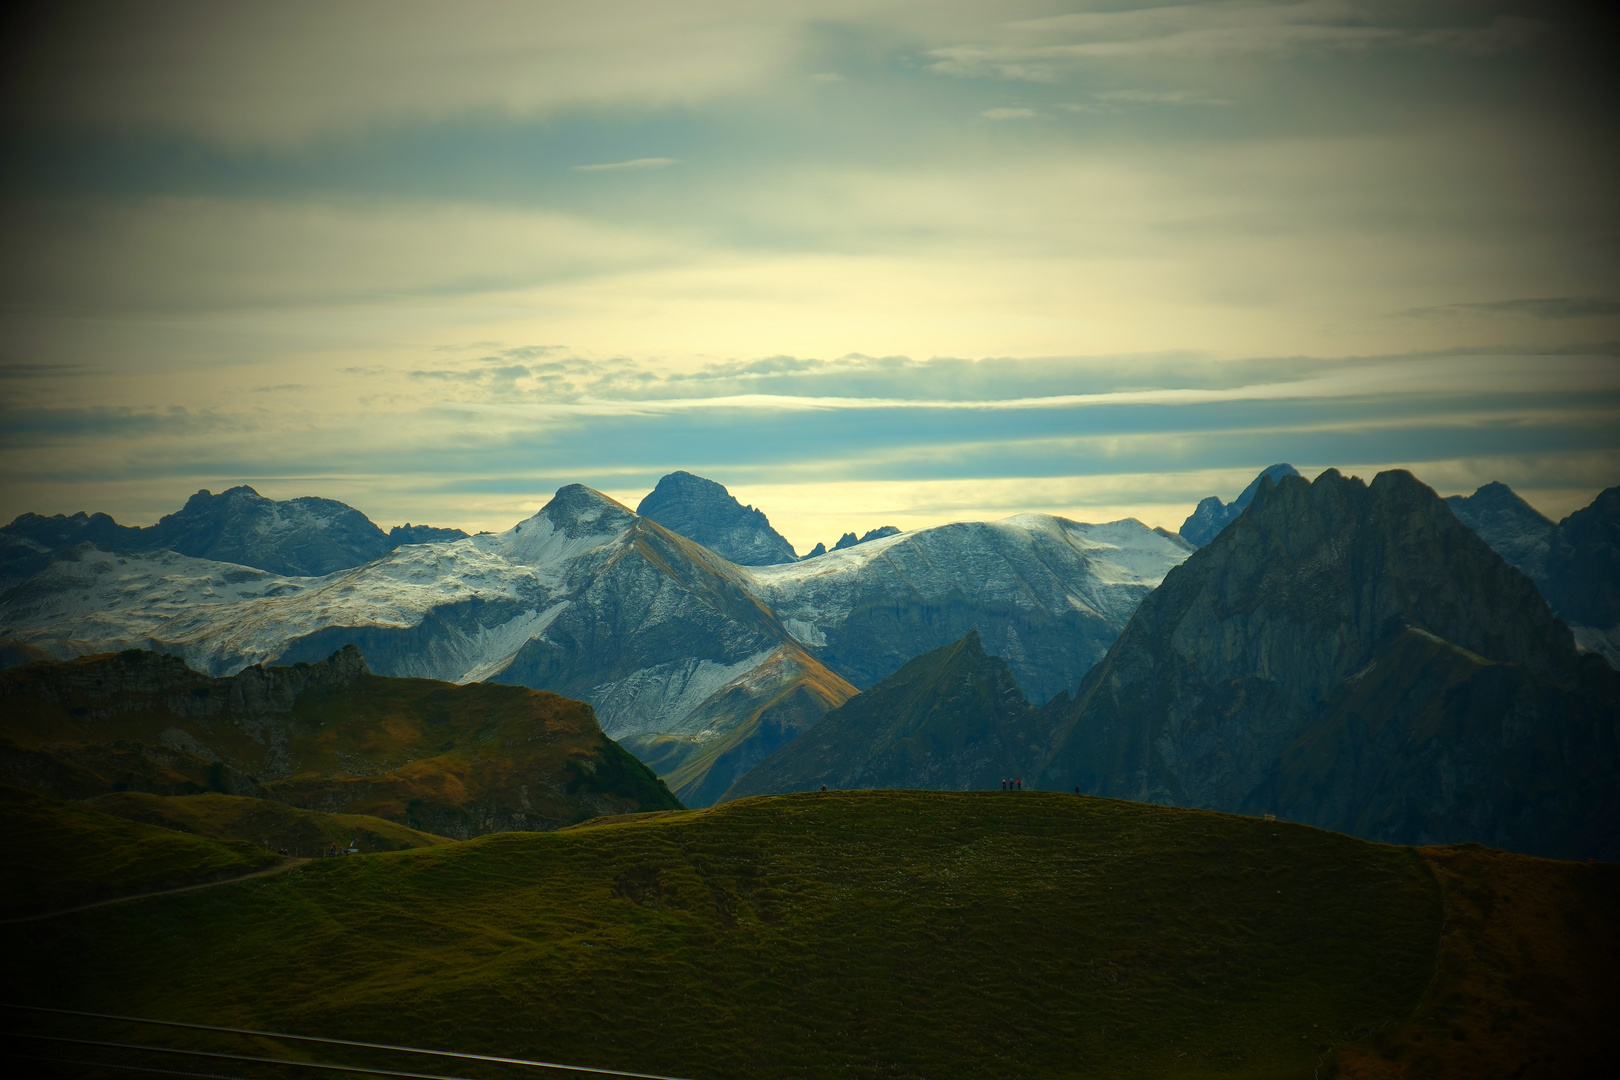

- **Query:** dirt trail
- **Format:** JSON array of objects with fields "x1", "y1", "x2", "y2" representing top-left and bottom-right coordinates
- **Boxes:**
[{"x1": 2, "y1": 858, "x2": 311, "y2": 924}]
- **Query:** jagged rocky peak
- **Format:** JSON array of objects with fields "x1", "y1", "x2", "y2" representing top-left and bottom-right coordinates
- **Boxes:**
[
  {"x1": 830, "y1": 525, "x2": 900, "y2": 551},
  {"x1": 388, "y1": 523, "x2": 469, "y2": 546},
  {"x1": 539, "y1": 484, "x2": 638, "y2": 538},
  {"x1": 1038, "y1": 466, "x2": 1617, "y2": 857},
  {"x1": 1179, "y1": 463, "x2": 1301, "y2": 546},
  {"x1": 635, "y1": 471, "x2": 798, "y2": 566}
]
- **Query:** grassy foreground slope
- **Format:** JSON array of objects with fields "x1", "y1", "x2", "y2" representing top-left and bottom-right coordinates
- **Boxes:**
[
  {"x1": 87, "y1": 791, "x2": 451, "y2": 856},
  {"x1": 0, "y1": 783, "x2": 281, "y2": 919},
  {"x1": 6, "y1": 790, "x2": 1448, "y2": 1079}
]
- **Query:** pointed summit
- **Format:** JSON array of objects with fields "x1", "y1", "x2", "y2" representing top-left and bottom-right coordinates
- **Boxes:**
[
  {"x1": 722, "y1": 629, "x2": 1043, "y2": 799},
  {"x1": 543, "y1": 484, "x2": 637, "y2": 537},
  {"x1": 1041, "y1": 467, "x2": 1619, "y2": 859},
  {"x1": 636, "y1": 471, "x2": 797, "y2": 565},
  {"x1": 1179, "y1": 463, "x2": 1300, "y2": 546}
]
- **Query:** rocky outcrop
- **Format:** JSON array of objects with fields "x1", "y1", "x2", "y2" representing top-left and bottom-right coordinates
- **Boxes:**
[
  {"x1": 723, "y1": 630, "x2": 1047, "y2": 799},
  {"x1": 1038, "y1": 469, "x2": 1620, "y2": 859},
  {"x1": 0, "y1": 646, "x2": 681, "y2": 836},
  {"x1": 1179, "y1": 464, "x2": 1300, "y2": 546},
  {"x1": 831, "y1": 526, "x2": 899, "y2": 552},
  {"x1": 635, "y1": 471, "x2": 798, "y2": 566},
  {"x1": 388, "y1": 523, "x2": 470, "y2": 546}
]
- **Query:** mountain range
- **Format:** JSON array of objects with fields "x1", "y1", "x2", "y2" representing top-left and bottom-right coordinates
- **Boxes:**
[
  {"x1": 0, "y1": 481, "x2": 1190, "y2": 806},
  {"x1": 0, "y1": 484, "x2": 467, "y2": 588},
  {"x1": 3, "y1": 465, "x2": 1616, "y2": 829},
  {"x1": 736, "y1": 469, "x2": 1616, "y2": 858}
]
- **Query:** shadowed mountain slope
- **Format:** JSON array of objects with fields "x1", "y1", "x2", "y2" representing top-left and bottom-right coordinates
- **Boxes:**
[
  {"x1": 723, "y1": 631, "x2": 1045, "y2": 799},
  {"x1": 1038, "y1": 468, "x2": 1620, "y2": 859},
  {"x1": 1179, "y1": 463, "x2": 1300, "y2": 546},
  {"x1": 0, "y1": 645, "x2": 680, "y2": 837},
  {"x1": 636, "y1": 471, "x2": 798, "y2": 565}
]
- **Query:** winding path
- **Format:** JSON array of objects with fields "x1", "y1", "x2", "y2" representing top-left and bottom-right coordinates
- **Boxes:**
[{"x1": 2, "y1": 858, "x2": 311, "y2": 925}]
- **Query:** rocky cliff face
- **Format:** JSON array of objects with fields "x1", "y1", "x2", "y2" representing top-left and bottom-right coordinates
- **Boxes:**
[
  {"x1": 0, "y1": 646, "x2": 681, "y2": 836},
  {"x1": 635, "y1": 471, "x2": 798, "y2": 566},
  {"x1": 1179, "y1": 464, "x2": 1300, "y2": 546},
  {"x1": 723, "y1": 630, "x2": 1047, "y2": 799},
  {"x1": 1038, "y1": 469, "x2": 1619, "y2": 859},
  {"x1": 1448, "y1": 481, "x2": 1620, "y2": 667},
  {"x1": 1, "y1": 486, "x2": 466, "y2": 583}
]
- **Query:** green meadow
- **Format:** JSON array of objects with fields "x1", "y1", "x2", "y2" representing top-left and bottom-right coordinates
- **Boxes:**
[{"x1": 5, "y1": 789, "x2": 1452, "y2": 1079}]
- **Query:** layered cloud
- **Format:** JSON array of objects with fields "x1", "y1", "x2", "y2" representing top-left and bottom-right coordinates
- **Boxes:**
[{"x1": 0, "y1": 2, "x2": 1615, "y2": 545}]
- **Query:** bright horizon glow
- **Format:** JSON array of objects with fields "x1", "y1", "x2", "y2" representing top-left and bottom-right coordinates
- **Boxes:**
[{"x1": 1, "y1": 2, "x2": 1616, "y2": 546}]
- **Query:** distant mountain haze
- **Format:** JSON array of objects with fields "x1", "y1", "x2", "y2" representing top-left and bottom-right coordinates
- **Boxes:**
[
  {"x1": 0, "y1": 485, "x2": 468, "y2": 585},
  {"x1": 635, "y1": 471, "x2": 798, "y2": 566},
  {"x1": 1040, "y1": 469, "x2": 1620, "y2": 859},
  {"x1": 1448, "y1": 481, "x2": 1620, "y2": 668}
]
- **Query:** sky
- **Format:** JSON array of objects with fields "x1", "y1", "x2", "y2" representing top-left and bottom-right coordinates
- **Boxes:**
[{"x1": 1, "y1": 0, "x2": 1616, "y2": 553}]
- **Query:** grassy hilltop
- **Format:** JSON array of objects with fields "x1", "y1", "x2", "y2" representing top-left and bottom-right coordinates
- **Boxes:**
[{"x1": 9, "y1": 790, "x2": 1613, "y2": 1079}]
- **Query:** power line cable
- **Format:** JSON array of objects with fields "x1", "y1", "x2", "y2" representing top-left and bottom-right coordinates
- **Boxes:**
[{"x1": 0, "y1": 1006, "x2": 694, "y2": 1080}]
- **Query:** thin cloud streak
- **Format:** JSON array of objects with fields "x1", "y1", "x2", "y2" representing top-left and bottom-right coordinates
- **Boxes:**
[{"x1": 571, "y1": 157, "x2": 681, "y2": 172}]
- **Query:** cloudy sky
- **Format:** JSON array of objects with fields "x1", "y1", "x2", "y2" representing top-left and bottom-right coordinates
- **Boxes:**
[{"x1": 2, "y1": 0, "x2": 1616, "y2": 552}]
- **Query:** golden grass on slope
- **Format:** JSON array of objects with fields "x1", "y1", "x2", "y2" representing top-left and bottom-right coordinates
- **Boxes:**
[
  {"x1": 4, "y1": 791, "x2": 1443, "y2": 1080},
  {"x1": 87, "y1": 791, "x2": 451, "y2": 857},
  {"x1": 0, "y1": 784, "x2": 280, "y2": 919},
  {"x1": 1330, "y1": 844, "x2": 1620, "y2": 1079}
]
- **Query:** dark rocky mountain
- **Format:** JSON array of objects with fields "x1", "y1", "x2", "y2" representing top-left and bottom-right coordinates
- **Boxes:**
[
  {"x1": 1038, "y1": 468, "x2": 1620, "y2": 859},
  {"x1": 723, "y1": 630, "x2": 1047, "y2": 800},
  {"x1": 635, "y1": 471, "x2": 798, "y2": 566},
  {"x1": 804, "y1": 542, "x2": 827, "y2": 558},
  {"x1": 1, "y1": 486, "x2": 467, "y2": 583},
  {"x1": 1448, "y1": 482, "x2": 1620, "y2": 666},
  {"x1": 389, "y1": 522, "x2": 471, "y2": 546},
  {"x1": 0, "y1": 645, "x2": 680, "y2": 837},
  {"x1": 1179, "y1": 463, "x2": 1300, "y2": 546}
]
